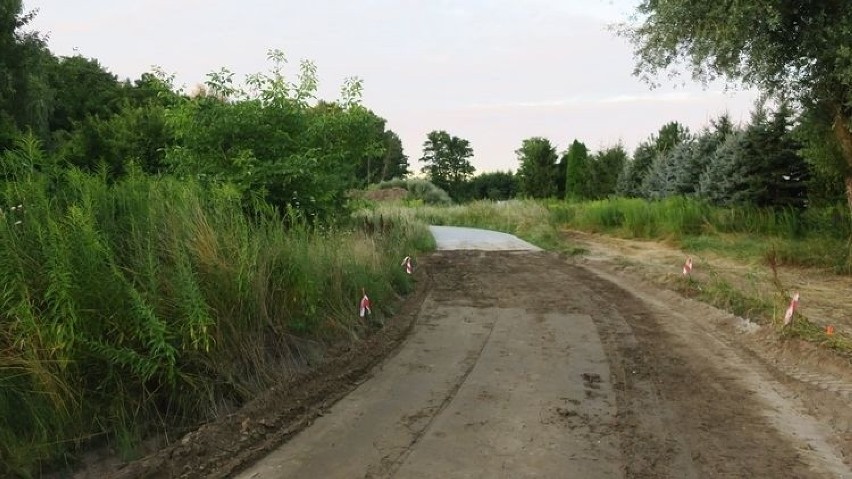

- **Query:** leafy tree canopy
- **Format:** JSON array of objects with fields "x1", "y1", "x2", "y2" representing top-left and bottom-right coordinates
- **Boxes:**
[
  {"x1": 516, "y1": 137, "x2": 558, "y2": 198},
  {"x1": 621, "y1": 0, "x2": 852, "y2": 209},
  {"x1": 419, "y1": 130, "x2": 475, "y2": 201}
]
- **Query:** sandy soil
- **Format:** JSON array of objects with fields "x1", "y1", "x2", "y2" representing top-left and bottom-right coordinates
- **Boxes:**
[
  {"x1": 77, "y1": 230, "x2": 852, "y2": 478},
  {"x1": 565, "y1": 229, "x2": 852, "y2": 334}
]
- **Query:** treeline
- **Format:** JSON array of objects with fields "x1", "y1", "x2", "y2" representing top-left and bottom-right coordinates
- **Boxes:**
[
  {"x1": 420, "y1": 100, "x2": 847, "y2": 211},
  {"x1": 1, "y1": 5, "x2": 410, "y2": 220}
]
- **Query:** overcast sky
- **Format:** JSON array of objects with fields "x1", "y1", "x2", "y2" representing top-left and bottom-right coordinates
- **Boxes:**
[{"x1": 27, "y1": 0, "x2": 759, "y2": 173}]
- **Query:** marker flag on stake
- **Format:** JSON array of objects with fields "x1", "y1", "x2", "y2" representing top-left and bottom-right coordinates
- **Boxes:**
[
  {"x1": 359, "y1": 289, "x2": 371, "y2": 318},
  {"x1": 401, "y1": 256, "x2": 412, "y2": 275},
  {"x1": 783, "y1": 292, "x2": 799, "y2": 326},
  {"x1": 682, "y1": 257, "x2": 693, "y2": 276}
]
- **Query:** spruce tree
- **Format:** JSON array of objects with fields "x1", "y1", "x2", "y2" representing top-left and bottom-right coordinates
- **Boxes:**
[{"x1": 564, "y1": 140, "x2": 590, "y2": 199}]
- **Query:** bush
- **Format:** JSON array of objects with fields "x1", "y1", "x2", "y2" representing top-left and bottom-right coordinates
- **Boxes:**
[{"x1": 375, "y1": 178, "x2": 452, "y2": 205}]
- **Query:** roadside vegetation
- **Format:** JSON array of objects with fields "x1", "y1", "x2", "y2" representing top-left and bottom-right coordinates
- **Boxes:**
[
  {"x1": 549, "y1": 198, "x2": 851, "y2": 272},
  {"x1": 0, "y1": 3, "x2": 431, "y2": 475},
  {"x1": 0, "y1": 138, "x2": 432, "y2": 476},
  {"x1": 4, "y1": 0, "x2": 852, "y2": 475}
]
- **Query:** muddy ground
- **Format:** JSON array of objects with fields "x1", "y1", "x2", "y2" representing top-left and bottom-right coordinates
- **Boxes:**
[{"x1": 75, "y1": 236, "x2": 851, "y2": 478}]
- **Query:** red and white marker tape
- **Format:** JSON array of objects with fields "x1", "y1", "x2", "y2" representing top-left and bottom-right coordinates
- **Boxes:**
[
  {"x1": 401, "y1": 256, "x2": 412, "y2": 275},
  {"x1": 682, "y1": 257, "x2": 693, "y2": 276},
  {"x1": 359, "y1": 290, "x2": 371, "y2": 318},
  {"x1": 783, "y1": 292, "x2": 799, "y2": 326}
]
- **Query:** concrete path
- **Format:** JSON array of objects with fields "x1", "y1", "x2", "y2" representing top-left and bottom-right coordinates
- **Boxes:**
[{"x1": 428, "y1": 225, "x2": 540, "y2": 251}]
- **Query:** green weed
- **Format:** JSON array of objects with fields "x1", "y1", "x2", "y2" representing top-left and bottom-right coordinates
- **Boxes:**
[{"x1": 0, "y1": 164, "x2": 433, "y2": 476}]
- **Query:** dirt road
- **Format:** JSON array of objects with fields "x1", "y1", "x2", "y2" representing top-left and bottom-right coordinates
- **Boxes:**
[{"x1": 235, "y1": 227, "x2": 851, "y2": 478}]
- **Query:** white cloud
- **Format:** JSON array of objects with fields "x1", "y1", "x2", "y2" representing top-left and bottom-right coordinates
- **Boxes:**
[{"x1": 459, "y1": 90, "x2": 733, "y2": 111}]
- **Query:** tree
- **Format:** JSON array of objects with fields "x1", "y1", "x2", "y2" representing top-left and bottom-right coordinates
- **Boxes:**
[
  {"x1": 588, "y1": 144, "x2": 628, "y2": 199},
  {"x1": 307, "y1": 101, "x2": 387, "y2": 187},
  {"x1": 46, "y1": 55, "x2": 125, "y2": 135},
  {"x1": 0, "y1": 1, "x2": 52, "y2": 148},
  {"x1": 379, "y1": 130, "x2": 410, "y2": 181},
  {"x1": 60, "y1": 102, "x2": 173, "y2": 176},
  {"x1": 642, "y1": 144, "x2": 685, "y2": 199},
  {"x1": 700, "y1": 131, "x2": 750, "y2": 206},
  {"x1": 699, "y1": 102, "x2": 809, "y2": 208},
  {"x1": 165, "y1": 55, "x2": 373, "y2": 219},
  {"x1": 419, "y1": 130, "x2": 475, "y2": 201},
  {"x1": 516, "y1": 137, "x2": 558, "y2": 198},
  {"x1": 617, "y1": 142, "x2": 654, "y2": 197},
  {"x1": 621, "y1": 0, "x2": 852, "y2": 212},
  {"x1": 563, "y1": 140, "x2": 590, "y2": 199},
  {"x1": 469, "y1": 171, "x2": 518, "y2": 200},
  {"x1": 655, "y1": 121, "x2": 690, "y2": 154},
  {"x1": 555, "y1": 154, "x2": 567, "y2": 198},
  {"x1": 615, "y1": 122, "x2": 689, "y2": 198},
  {"x1": 795, "y1": 105, "x2": 847, "y2": 206},
  {"x1": 672, "y1": 115, "x2": 734, "y2": 197}
]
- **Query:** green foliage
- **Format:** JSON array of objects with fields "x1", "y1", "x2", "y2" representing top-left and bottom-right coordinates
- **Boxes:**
[
  {"x1": 468, "y1": 170, "x2": 518, "y2": 201},
  {"x1": 587, "y1": 144, "x2": 627, "y2": 199},
  {"x1": 621, "y1": 0, "x2": 852, "y2": 209},
  {"x1": 641, "y1": 143, "x2": 682, "y2": 199},
  {"x1": 795, "y1": 101, "x2": 849, "y2": 206},
  {"x1": 616, "y1": 141, "x2": 655, "y2": 198},
  {"x1": 164, "y1": 53, "x2": 390, "y2": 220},
  {"x1": 379, "y1": 130, "x2": 411, "y2": 181},
  {"x1": 551, "y1": 196, "x2": 852, "y2": 270},
  {"x1": 700, "y1": 103, "x2": 809, "y2": 208},
  {"x1": 419, "y1": 130, "x2": 475, "y2": 201},
  {"x1": 45, "y1": 55, "x2": 125, "y2": 135},
  {"x1": 563, "y1": 139, "x2": 590, "y2": 199},
  {"x1": 0, "y1": 0, "x2": 52, "y2": 148},
  {"x1": 375, "y1": 178, "x2": 452, "y2": 205},
  {"x1": 516, "y1": 137, "x2": 558, "y2": 198},
  {"x1": 0, "y1": 139, "x2": 432, "y2": 476},
  {"x1": 655, "y1": 121, "x2": 690, "y2": 154},
  {"x1": 60, "y1": 103, "x2": 173, "y2": 176},
  {"x1": 623, "y1": 0, "x2": 852, "y2": 104},
  {"x1": 672, "y1": 116, "x2": 733, "y2": 196},
  {"x1": 618, "y1": 122, "x2": 692, "y2": 199}
]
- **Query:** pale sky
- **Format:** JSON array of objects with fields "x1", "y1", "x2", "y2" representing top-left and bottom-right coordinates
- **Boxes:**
[{"x1": 27, "y1": 0, "x2": 759, "y2": 173}]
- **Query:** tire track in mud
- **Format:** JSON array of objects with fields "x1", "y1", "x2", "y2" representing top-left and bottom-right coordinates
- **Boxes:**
[
  {"x1": 571, "y1": 269, "x2": 699, "y2": 478},
  {"x1": 368, "y1": 300, "x2": 499, "y2": 478},
  {"x1": 577, "y1": 260, "x2": 850, "y2": 478},
  {"x1": 774, "y1": 364, "x2": 852, "y2": 400}
]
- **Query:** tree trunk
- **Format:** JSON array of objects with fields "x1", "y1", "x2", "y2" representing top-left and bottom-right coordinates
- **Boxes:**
[{"x1": 832, "y1": 109, "x2": 852, "y2": 214}]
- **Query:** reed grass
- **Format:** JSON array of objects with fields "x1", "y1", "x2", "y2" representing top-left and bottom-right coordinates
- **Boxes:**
[{"x1": 0, "y1": 157, "x2": 432, "y2": 475}]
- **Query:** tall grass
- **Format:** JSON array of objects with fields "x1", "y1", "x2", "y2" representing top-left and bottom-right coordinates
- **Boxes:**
[
  {"x1": 0, "y1": 162, "x2": 432, "y2": 476},
  {"x1": 549, "y1": 197, "x2": 852, "y2": 271},
  {"x1": 401, "y1": 200, "x2": 571, "y2": 251}
]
